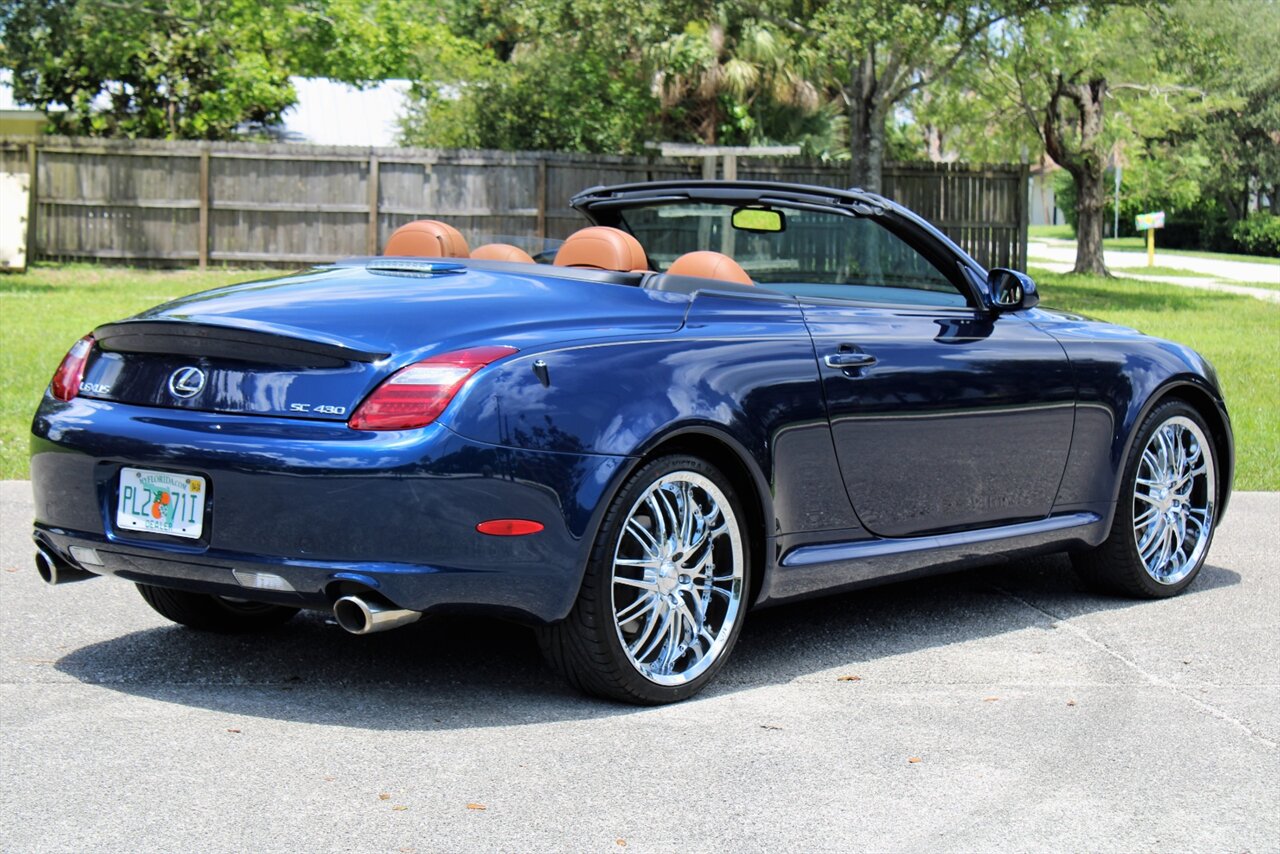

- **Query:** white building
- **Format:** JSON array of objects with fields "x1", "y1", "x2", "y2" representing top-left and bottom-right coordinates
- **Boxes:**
[{"x1": 280, "y1": 78, "x2": 412, "y2": 147}]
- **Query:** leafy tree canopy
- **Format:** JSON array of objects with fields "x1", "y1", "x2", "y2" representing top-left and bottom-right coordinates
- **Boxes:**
[
  {"x1": 3, "y1": 0, "x2": 1274, "y2": 257},
  {"x1": 909, "y1": 0, "x2": 1276, "y2": 270},
  {"x1": 402, "y1": 0, "x2": 838, "y2": 155},
  {"x1": 0, "y1": 0, "x2": 485, "y2": 139}
]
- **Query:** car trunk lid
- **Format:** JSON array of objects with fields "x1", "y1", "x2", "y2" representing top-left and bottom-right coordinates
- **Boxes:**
[{"x1": 74, "y1": 261, "x2": 686, "y2": 421}]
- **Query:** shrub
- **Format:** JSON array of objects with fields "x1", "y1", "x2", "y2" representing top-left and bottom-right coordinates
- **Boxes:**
[
  {"x1": 1231, "y1": 214, "x2": 1280, "y2": 258},
  {"x1": 1053, "y1": 170, "x2": 1278, "y2": 257}
]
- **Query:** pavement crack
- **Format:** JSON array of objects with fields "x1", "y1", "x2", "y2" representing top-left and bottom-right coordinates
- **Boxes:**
[{"x1": 989, "y1": 584, "x2": 1277, "y2": 751}]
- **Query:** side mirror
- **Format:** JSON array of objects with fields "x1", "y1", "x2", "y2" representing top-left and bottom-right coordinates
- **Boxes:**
[{"x1": 987, "y1": 268, "x2": 1039, "y2": 311}]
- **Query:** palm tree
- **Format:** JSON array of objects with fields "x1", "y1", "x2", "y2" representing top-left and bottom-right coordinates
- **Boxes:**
[{"x1": 650, "y1": 11, "x2": 821, "y2": 145}]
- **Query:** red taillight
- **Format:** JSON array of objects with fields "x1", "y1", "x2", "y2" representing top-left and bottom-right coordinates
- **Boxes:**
[
  {"x1": 50, "y1": 334, "x2": 95, "y2": 401},
  {"x1": 348, "y1": 345, "x2": 517, "y2": 431},
  {"x1": 476, "y1": 519, "x2": 545, "y2": 536}
]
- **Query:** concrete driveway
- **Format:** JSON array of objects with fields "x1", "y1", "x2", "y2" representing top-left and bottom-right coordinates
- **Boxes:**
[{"x1": 2, "y1": 481, "x2": 1277, "y2": 852}]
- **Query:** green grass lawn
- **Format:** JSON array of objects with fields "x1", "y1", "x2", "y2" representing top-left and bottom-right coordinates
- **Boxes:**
[
  {"x1": 1104, "y1": 237, "x2": 1280, "y2": 267},
  {"x1": 1030, "y1": 268, "x2": 1279, "y2": 491},
  {"x1": 1110, "y1": 265, "x2": 1216, "y2": 278},
  {"x1": 1029, "y1": 224, "x2": 1075, "y2": 240},
  {"x1": 1117, "y1": 276, "x2": 1280, "y2": 292},
  {"x1": 1029, "y1": 225, "x2": 1280, "y2": 267},
  {"x1": 2, "y1": 263, "x2": 1277, "y2": 490},
  {"x1": 1109, "y1": 267, "x2": 1280, "y2": 292}
]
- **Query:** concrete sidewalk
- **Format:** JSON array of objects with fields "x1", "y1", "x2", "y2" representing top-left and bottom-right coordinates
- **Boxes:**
[
  {"x1": 1028, "y1": 238, "x2": 1280, "y2": 302},
  {"x1": 2, "y1": 481, "x2": 1278, "y2": 852}
]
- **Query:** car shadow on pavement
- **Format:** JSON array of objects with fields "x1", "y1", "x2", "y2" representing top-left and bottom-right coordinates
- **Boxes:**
[{"x1": 53, "y1": 552, "x2": 1241, "y2": 729}]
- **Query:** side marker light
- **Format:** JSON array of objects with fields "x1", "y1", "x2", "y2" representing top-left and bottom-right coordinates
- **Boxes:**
[{"x1": 476, "y1": 519, "x2": 545, "y2": 536}]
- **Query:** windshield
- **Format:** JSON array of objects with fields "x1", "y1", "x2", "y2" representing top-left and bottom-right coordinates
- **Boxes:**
[{"x1": 614, "y1": 202, "x2": 968, "y2": 307}]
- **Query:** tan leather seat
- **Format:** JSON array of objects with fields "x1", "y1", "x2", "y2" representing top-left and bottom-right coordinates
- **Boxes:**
[
  {"x1": 383, "y1": 220, "x2": 470, "y2": 258},
  {"x1": 666, "y1": 251, "x2": 754, "y2": 286},
  {"x1": 553, "y1": 226, "x2": 648, "y2": 272},
  {"x1": 471, "y1": 243, "x2": 537, "y2": 264}
]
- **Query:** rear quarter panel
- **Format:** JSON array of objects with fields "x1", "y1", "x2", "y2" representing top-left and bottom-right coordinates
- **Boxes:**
[{"x1": 445, "y1": 289, "x2": 860, "y2": 537}]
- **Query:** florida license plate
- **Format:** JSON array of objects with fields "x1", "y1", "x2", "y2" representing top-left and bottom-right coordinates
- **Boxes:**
[{"x1": 116, "y1": 467, "x2": 207, "y2": 539}]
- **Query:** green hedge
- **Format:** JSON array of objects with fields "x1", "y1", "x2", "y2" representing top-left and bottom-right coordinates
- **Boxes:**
[{"x1": 1231, "y1": 213, "x2": 1280, "y2": 257}]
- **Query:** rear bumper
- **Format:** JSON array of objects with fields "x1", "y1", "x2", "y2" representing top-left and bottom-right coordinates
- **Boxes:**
[{"x1": 31, "y1": 395, "x2": 628, "y2": 622}]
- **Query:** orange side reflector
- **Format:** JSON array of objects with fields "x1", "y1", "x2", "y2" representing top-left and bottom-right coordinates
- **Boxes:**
[{"x1": 476, "y1": 519, "x2": 545, "y2": 536}]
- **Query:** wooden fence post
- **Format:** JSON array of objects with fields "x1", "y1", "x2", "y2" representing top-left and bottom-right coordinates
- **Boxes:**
[
  {"x1": 1017, "y1": 163, "x2": 1030, "y2": 270},
  {"x1": 536, "y1": 159, "x2": 547, "y2": 239},
  {"x1": 197, "y1": 149, "x2": 210, "y2": 270},
  {"x1": 722, "y1": 153, "x2": 738, "y2": 181},
  {"x1": 26, "y1": 141, "x2": 38, "y2": 263},
  {"x1": 366, "y1": 154, "x2": 380, "y2": 255}
]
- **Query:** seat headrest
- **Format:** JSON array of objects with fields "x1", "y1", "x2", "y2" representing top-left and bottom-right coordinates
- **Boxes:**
[
  {"x1": 666, "y1": 251, "x2": 754, "y2": 286},
  {"x1": 383, "y1": 220, "x2": 470, "y2": 258},
  {"x1": 553, "y1": 226, "x2": 648, "y2": 272},
  {"x1": 471, "y1": 243, "x2": 537, "y2": 264}
]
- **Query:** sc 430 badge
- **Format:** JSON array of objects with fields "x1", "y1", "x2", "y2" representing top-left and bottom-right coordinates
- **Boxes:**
[{"x1": 288, "y1": 402, "x2": 347, "y2": 415}]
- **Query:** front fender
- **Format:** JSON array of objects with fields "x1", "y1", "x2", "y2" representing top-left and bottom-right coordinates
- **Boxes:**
[
  {"x1": 1038, "y1": 314, "x2": 1233, "y2": 523},
  {"x1": 1111, "y1": 376, "x2": 1234, "y2": 518}
]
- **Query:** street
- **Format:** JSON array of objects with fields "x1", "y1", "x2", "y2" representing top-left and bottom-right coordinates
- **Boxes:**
[{"x1": 2, "y1": 481, "x2": 1277, "y2": 852}]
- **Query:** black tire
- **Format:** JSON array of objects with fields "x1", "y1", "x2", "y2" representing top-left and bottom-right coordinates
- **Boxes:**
[
  {"x1": 538, "y1": 454, "x2": 752, "y2": 704},
  {"x1": 136, "y1": 583, "x2": 299, "y2": 632},
  {"x1": 1072, "y1": 399, "x2": 1220, "y2": 598}
]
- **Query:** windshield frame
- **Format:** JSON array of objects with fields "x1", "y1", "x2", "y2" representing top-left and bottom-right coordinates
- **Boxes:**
[{"x1": 573, "y1": 181, "x2": 987, "y2": 310}]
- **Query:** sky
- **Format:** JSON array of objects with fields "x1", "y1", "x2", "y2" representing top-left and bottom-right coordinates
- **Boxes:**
[{"x1": 1, "y1": 70, "x2": 411, "y2": 147}]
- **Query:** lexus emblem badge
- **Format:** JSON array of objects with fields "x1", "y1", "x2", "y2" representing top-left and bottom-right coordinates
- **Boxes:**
[{"x1": 168, "y1": 366, "x2": 206, "y2": 399}]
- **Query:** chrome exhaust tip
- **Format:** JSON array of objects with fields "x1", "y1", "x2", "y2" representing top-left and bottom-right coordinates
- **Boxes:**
[
  {"x1": 35, "y1": 546, "x2": 97, "y2": 585},
  {"x1": 333, "y1": 594, "x2": 420, "y2": 635}
]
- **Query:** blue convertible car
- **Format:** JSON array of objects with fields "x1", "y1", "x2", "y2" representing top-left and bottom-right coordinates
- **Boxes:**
[{"x1": 31, "y1": 181, "x2": 1232, "y2": 703}]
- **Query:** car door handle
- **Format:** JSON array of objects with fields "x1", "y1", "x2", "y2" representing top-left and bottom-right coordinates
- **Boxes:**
[{"x1": 824, "y1": 352, "x2": 877, "y2": 369}]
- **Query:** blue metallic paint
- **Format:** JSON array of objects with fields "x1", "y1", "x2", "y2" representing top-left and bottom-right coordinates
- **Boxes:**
[
  {"x1": 767, "y1": 511, "x2": 1108, "y2": 604},
  {"x1": 33, "y1": 399, "x2": 624, "y2": 621},
  {"x1": 1025, "y1": 307, "x2": 1234, "y2": 518},
  {"x1": 77, "y1": 263, "x2": 687, "y2": 421},
  {"x1": 30, "y1": 181, "x2": 1233, "y2": 626},
  {"x1": 447, "y1": 289, "x2": 859, "y2": 535},
  {"x1": 800, "y1": 300, "x2": 1076, "y2": 537}
]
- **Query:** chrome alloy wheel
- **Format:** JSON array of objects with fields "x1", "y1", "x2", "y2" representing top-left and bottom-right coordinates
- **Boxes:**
[
  {"x1": 610, "y1": 471, "x2": 744, "y2": 686},
  {"x1": 1132, "y1": 415, "x2": 1216, "y2": 585}
]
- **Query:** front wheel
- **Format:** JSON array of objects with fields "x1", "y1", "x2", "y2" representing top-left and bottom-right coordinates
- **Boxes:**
[
  {"x1": 539, "y1": 455, "x2": 751, "y2": 704},
  {"x1": 136, "y1": 583, "x2": 299, "y2": 632},
  {"x1": 1073, "y1": 400, "x2": 1220, "y2": 598}
]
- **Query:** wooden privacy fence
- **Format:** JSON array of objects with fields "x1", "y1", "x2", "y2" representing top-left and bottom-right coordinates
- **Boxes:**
[{"x1": 0, "y1": 137, "x2": 1028, "y2": 270}]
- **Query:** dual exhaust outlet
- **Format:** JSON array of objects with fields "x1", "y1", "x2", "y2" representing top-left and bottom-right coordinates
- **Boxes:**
[{"x1": 36, "y1": 545, "x2": 418, "y2": 636}]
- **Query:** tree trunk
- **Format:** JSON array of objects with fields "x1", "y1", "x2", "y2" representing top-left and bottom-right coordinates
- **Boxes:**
[
  {"x1": 1072, "y1": 166, "x2": 1109, "y2": 275},
  {"x1": 925, "y1": 125, "x2": 945, "y2": 162},
  {"x1": 697, "y1": 99, "x2": 718, "y2": 145},
  {"x1": 847, "y1": 58, "x2": 884, "y2": 194},
  {"x1": 1042, "y1": 75, "x2": 1110, "y2": 275}
]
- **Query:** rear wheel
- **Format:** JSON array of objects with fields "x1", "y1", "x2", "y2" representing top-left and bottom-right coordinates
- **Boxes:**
[
  {"x1": 136, "y1": 583, "x2": 299, "y2": 632},
  {"x1": 539, "y1": 455, "x2": 750, "y2": 704},
  {"x1": 1073, "y1": 400, "x2": 1219, "y2": 598}
]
